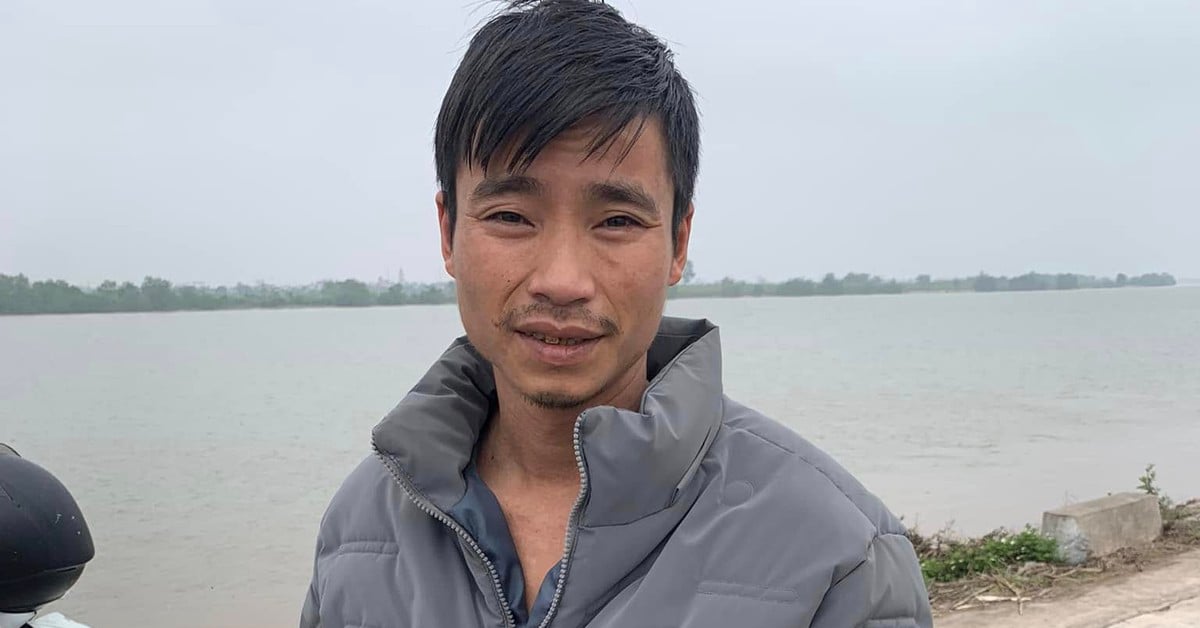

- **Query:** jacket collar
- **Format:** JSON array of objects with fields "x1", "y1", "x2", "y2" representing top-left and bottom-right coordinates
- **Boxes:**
[{"x1": 371, "y1": 317, "x2": 724, "y2": 524}]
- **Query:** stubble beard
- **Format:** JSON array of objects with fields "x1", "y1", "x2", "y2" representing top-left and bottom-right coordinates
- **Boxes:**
[{"x1": 521, "y1": 390, "x2": 591, "y2": 410}]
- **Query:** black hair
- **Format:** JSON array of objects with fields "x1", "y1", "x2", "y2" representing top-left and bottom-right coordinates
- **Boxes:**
[{"x1": 435, "y1": 0, "x2": 700, "y2": 240}]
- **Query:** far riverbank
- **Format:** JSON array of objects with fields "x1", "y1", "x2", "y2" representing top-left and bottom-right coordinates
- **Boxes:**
[{"x1": 0, "y1": 270, "x2": 1179, "y2": 316}]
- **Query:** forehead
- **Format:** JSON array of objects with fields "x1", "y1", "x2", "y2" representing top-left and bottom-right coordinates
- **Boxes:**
[{"x1": 461, "y1": 116, "x2": 672, "y2": 192}]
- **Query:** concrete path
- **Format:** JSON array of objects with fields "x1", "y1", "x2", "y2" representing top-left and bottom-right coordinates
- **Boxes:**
[
  {"x1": 1112, "y1": 595, "x2": 1200, "y2": 627},
  {"x1": 937, "y1": 550, "x2": 1200, "y2": 627}
]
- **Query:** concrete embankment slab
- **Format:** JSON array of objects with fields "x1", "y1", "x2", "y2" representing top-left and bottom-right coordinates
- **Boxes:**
[{"x1": 1042, "y1": 493, "x2": 1163, "y2": 565}]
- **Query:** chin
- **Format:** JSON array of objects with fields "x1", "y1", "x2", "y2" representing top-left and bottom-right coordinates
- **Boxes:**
[
  {"x1": 522, "y1": 390, "x2": 591, "y2": 410},
  {"x1": 517, "y1": 376, "x2": 604, "y2": 411}
]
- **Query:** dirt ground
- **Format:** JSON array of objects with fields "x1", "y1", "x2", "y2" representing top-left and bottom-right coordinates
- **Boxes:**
[{"x1": 918, "y1": 499, "x2": 1200, "y2": 618}]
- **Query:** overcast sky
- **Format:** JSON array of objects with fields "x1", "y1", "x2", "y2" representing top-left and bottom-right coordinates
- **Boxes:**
[{"x1": 2, "y1": 0, "x2": 1197, "y2": 286}]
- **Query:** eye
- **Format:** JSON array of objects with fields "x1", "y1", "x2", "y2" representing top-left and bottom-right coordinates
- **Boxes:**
[
  {"x1": 486, "y1": 211, "x2": 529, "y2": 225},
  {"x1": 601, "y1": 215, "x2": 641, "y2": 229}
]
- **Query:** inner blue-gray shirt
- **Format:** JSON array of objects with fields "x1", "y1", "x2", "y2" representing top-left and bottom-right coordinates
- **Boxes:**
[{"x1": 447, "y1": 462, "x2": 561, "y2": 627}]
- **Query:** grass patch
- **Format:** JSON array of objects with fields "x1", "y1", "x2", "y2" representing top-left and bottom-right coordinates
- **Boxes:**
[{"x1": 911, "y1": 527, "x2": 1060, "y2": 583}]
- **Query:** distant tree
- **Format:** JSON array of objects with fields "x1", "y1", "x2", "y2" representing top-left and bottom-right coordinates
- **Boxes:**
[
  {"x1": 1130, "y1": 273, "x2": 1176, "y2": 287},
  {"x1": 682, "y1": 260, "x2": 696, "y2": 284},
  {"x1": 175, "y1": 285, "x2": 225, "y2": 310},
  {"x1": 973, "y1": 273, "x2": 999, "y2": 292},
  {"x1": 4, "y1": 276, "x2": 27, "y2": 313},
  {"x1": 778, "y1": 278, "x2": 816, "y2": 296},
  {"x1": 0, "y1": 274, "x2": 33, "y2": 314},
  {"x1": 409, "y1": 283, "x2": 456, "y2": 304},
  {"x1": 378, "y1": 283, "x2": 408, "y2": 306},
  {"x1": 1009, "y1": 272, "x2": 1045, "y2": 291},
  {"x1": 719, "y1": 277, "x2": 745, "y2": 298},
  {"x1": 258, "y1": 285, "x2": 288, "y2": 308},
  {"x1": 1055, "y1": 274, "x2": 1080, "y2": 290},
  {"x1": 94, "y1": 280, "x2": 122, "y2": 311},
  {"x1": 116, "y1": 282, "x2": 142, "y2": 310},
  {"x1": 1116, "y1": 273, "x2": 1128, "y2": 286},
  {"x1": 818, "y1": 273, "x2": 842, "y2": 295},
  {"x1": 916, "y1": 274, "x2": 932, "y2": 288},
  {"x1": 320, "y1": 279, "x2": 373, "y2": 307},
  {"x1": 141, "y1": 277, "x2": 177, "y2": 311},
  {"x1": 27, "y1": 279, "x2": 88, "y2": 313}
]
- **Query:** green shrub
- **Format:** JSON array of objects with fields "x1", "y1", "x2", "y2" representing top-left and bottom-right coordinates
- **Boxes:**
[
  {"x1": 920, "y1": 527, "x2": 1059, "y2": 583},
  {"x1": 1139, "y1": 463, "x2": 1176, "y2": 516}
]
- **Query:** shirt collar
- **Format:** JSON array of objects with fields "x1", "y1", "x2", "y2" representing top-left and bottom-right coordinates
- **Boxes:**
[{"x1": 371, "y1": 316, "x2": 724, "y2": 524}]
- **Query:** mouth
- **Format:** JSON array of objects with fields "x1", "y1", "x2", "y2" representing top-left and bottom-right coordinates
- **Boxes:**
[
  {"x1": 518, "y1": 330, "x2": 597, "y2": 346},
  {"x1": 513, "y1": 325, "x2": 605, "y2": 366}
]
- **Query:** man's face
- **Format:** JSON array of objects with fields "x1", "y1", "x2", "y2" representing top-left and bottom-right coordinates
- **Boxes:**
[{"x1": 438, "y1": 118, "x2": 692, "y2": 410}]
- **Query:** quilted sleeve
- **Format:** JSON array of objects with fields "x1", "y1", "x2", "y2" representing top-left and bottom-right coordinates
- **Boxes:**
[
  {"x1": 299, "y1": 528, "x2": 326, "y2": 628},
  {"x1": 808, "y1": 533, "x2": 932, "y2": 628}
]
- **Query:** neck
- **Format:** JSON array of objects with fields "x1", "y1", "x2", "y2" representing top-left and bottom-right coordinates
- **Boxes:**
[{"x1": 478, "y1": 358, "x2": 649, "y2": 488}]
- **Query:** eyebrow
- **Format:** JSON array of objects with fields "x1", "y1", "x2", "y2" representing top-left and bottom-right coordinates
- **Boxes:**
[
  {"x1": 585, "y1": 180, "x2": 659, "y2": 221},
  {"x1": 469, "y1": 174, "x2": 659, "y2": 221},
  {"x1": 470, "y1": 174, "x2": 545, "y2": 202}
]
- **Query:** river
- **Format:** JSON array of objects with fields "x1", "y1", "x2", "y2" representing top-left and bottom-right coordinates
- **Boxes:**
[{"x1": 3, "y1": 287, "x2": 1198, "y2": 627}]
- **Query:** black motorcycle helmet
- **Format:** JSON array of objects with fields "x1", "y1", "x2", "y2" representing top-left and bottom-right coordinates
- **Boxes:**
[{"x1": 0, "y1": 444, "x2": 95, "y2": 613}]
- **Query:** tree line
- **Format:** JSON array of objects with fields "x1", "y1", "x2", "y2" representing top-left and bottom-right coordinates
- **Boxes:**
[
  {"x1": 0, "y1": 269, "x2": 1178, "y2": 316},
  {"x1": 668, "y1": 269, "x2": 1177, "y2": 300},
  {"x1": 0, "y1": 275, "x2": 456, "y2": 315}
]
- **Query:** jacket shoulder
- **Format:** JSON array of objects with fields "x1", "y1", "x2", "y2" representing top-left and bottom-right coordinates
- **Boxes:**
[
  {"x1": 315, "y1": 455, "x2": 429, "y2": 550},
  {"x1": 695, "y1": 398, "x2": 931, "y2": 625},
  {"x1": 717, "y1": 397, "x2": 907, "y2": 538}
]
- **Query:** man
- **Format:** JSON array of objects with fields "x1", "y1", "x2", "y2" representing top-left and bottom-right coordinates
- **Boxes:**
[{"x1": 301, "y1": 1, "x2": 932, "y2": 626}]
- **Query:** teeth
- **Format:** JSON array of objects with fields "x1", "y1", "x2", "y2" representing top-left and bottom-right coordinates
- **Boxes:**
[{"x1": 524, "y1": 332, "x2": 585, "y2": 346}]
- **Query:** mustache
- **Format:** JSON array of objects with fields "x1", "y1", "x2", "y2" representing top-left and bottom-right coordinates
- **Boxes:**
[{"x1": 497, "y1": 303, "x2": 619, "y2": 337}]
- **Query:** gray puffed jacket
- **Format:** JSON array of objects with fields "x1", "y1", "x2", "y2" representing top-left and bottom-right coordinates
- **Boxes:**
[{"x1": 301, "y1": 317, "x2": 932, "y2": 627}]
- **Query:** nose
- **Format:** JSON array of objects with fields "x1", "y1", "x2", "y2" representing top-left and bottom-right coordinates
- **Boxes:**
[{"x1": 526, "y1": 229, "x2": 597, "y2": 307}]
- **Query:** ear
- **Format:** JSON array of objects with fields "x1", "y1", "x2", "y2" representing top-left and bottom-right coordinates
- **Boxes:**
[
  {"x1": 667, "y1": 203, "x2": 694, "y2": 286},
  {"x1": 436, "y1": 191, "x2": 456, "y2": 279}
]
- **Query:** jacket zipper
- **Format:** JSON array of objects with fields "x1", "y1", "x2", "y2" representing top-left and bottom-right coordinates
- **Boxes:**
[
  {"x1": 536, "y1": 410, "x2": 591, "y2": 628},
  {"x1": 372, "y1": 408, "x2": 591, "y2": 628},
  {"x1": 372, "y1": 443, "x2": 517, "y2": 628}
]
